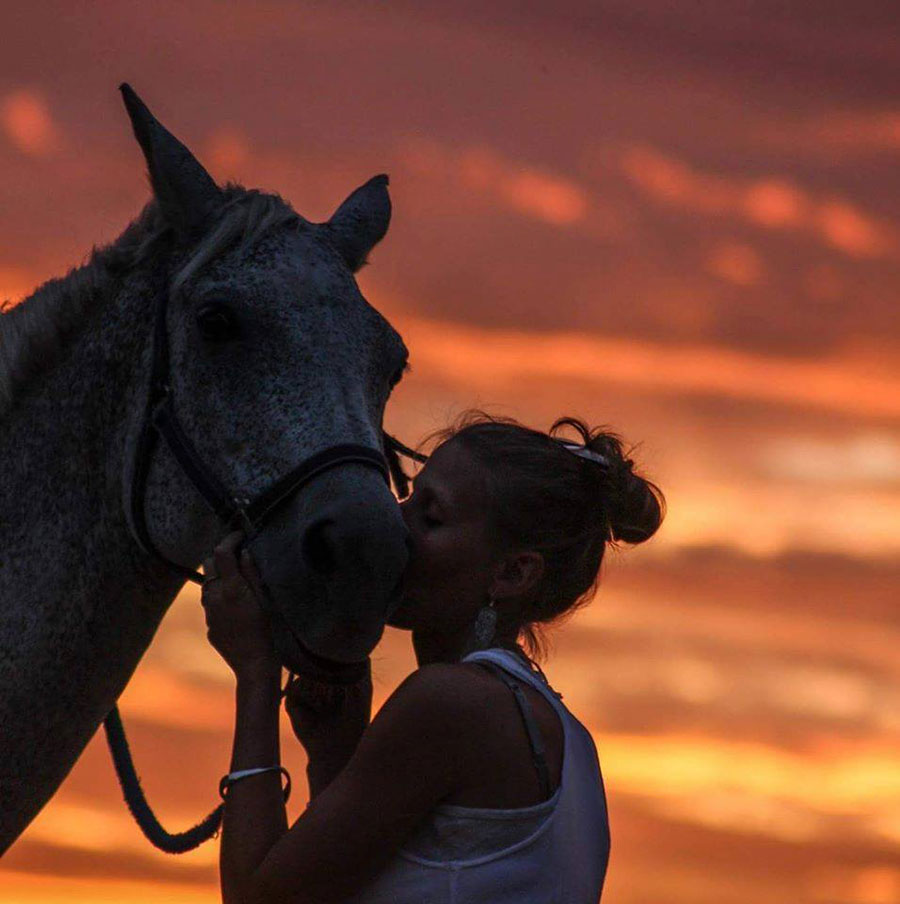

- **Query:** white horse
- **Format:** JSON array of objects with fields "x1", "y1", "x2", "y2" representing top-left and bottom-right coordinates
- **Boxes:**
[{"x1": 0, "y1": 85, "x2": 411, "y2": 851}]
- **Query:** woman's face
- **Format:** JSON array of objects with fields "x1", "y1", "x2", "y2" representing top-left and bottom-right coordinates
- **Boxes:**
[{"x1": 388, "y1": 438, "x2": 501, "y2": 636}]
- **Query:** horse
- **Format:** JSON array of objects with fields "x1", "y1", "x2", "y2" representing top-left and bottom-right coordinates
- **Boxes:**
[{"x1": 0, "y1": 84, "x2": 411, "y2": 851}]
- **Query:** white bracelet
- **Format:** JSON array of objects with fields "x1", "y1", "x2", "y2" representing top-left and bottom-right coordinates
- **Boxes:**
[{"x1": 219, "y1": 765, "x2": 291, "y2": 801}]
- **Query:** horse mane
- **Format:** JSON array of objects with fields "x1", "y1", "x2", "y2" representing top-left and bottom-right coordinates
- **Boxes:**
[{"x1": 0, "y1": 183, "x2": 301, "y2": 417}]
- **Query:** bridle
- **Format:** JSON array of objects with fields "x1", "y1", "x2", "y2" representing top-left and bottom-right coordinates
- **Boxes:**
[
  {"x1": 106, "y1": 269, "x2": 427, "y2": 855},
  {"x1": 129, "y1": 271, "x2": 426, "y2": 586}
]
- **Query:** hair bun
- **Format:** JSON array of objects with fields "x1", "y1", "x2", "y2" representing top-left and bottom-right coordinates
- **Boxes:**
[
  {"x1": 608, "y1": 469, "x2": 663, "y2": 544},
  {"x1": 583, "y1": 434, "x2": 664, "y2": 546}
]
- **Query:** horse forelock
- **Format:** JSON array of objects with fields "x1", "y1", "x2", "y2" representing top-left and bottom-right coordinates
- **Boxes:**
[{"x1": 0, "y1": 184, "x2": 301, "y2": 418}]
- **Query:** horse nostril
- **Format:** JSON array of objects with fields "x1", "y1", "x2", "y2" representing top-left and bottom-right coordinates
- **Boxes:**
[{"x1": 302, "y1": 520, "x2": 338, "y2": 576}]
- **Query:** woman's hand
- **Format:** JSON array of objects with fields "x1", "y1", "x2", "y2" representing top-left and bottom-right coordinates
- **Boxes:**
[
  {"x1": 284, "y1": 662, "x2": 373, "y2": 764},
  {"x1": 201, "y1": 530, "x2": 280, "y2": 681}
]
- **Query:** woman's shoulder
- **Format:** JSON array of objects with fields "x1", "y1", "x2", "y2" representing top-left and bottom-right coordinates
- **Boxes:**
[
  {"x1": 381, "y1": 659, "x2": 524, "y2": 736},
  {"x1": 391, "y1": 658, "x2": 565, "y2": 808},
  {"x1": 390, "y1": 660, "x2": 500, "y2": 714},
  {"x1": 362, "y1": 662, "x2": 497, "y2": 778},
  {"x1": 386, "y1": 658, "x2": 559, "y2": 747},
  {"x1": 394, "y1": 654, "x2": 550, "y2": 708}
]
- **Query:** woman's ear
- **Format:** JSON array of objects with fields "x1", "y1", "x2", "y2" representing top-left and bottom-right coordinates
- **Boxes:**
[{"x1": 491, "y1": 551, "x2": 545, "y2": 603}]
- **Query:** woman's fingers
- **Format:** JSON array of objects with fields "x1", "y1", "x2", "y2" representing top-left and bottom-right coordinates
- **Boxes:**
[
  {"x1": 212, "y1": 530, "x2": 244, "y2": 580},
  {"x1": 239, "y1": 548, "x2": 265, "y2": 598},
  {"x1": 200, "y1": 557, "x2": 220, "y2": 612}
]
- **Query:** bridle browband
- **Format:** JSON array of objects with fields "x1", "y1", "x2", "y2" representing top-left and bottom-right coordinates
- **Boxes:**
[{"x1": 129, "y1": 272, "x2": 426, "y2": 585}]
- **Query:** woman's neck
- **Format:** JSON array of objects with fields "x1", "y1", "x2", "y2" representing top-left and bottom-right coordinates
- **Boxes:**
[{"x1": 412, "y1": 627, "x2": 523, "y2": 667}]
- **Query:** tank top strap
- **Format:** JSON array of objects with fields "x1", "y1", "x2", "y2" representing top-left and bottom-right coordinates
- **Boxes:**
[{"x1": 473, "y1": 660, "x2": 553, "y2": 801}]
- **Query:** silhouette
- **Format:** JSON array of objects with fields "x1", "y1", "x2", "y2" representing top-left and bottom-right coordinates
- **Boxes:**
[{"x1": 0, "y1": 85, "x2": 410, "y2": 850}]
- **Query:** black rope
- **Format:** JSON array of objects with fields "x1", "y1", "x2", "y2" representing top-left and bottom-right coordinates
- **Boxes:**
[
  {"x1": 103, "y1": 705, "x2": 223, "y2": 853},
  {"x1": 384, "y1": 432, "x2": 427, "y2": 499},
  {"x1": 385, "y1": 443, "x2": 411, "y2": 499}
]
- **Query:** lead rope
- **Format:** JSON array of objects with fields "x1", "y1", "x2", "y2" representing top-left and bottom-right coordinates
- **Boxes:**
[
  {"x1": 104, "y1": 433, "x2": 427, "y2": 853},
  {"x1": 103, "y1": 705, "x2": 224, "y2": 853}
]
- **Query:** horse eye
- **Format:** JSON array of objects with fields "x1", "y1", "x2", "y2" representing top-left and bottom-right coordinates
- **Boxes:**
[{"x1": 196, "y1": 303, "x2": 237, "y2": 341}]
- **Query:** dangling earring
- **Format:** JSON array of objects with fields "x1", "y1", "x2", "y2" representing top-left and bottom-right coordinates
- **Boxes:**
[{"x1": 472, "y1": 594, "x2": 498, "y2": 650}]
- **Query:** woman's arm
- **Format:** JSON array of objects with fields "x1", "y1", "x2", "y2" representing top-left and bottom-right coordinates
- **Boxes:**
[
  {"x1": 245, "y1": 664, "x2": 472, "y2": 904},
  {"x1": 283, "y1": 668, "x2": 374, "y2": 802},
  {"x1": 199, "y1": 533, "x2": 288, "y2": 904},
  {"x1": 201, "y1": 532, "x2": 476, "y2": 904},
  {"x1": 220, "y1": 665, "x2": 287, "y2": 904}
]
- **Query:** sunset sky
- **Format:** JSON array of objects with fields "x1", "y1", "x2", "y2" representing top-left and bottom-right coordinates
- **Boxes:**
[{"x1": 1, "y1": 2, "x2": 898, "y2": 903}]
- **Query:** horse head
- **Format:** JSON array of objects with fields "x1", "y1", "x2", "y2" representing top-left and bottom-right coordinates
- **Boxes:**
[{"x1": 119, "y1": 85, "x2": 411, "y2": 677}]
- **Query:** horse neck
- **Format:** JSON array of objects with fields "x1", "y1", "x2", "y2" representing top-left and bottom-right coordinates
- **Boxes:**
[{"x1": 0, "y1": 267, "x2": 184, "y2": 850}]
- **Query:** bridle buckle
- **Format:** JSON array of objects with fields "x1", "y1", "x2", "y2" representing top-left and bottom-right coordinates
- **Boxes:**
[{"x1": 231, "y1": 497, "x2": 255, "y2": 536}]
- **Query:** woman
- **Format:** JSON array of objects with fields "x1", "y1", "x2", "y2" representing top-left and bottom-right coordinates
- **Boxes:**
[{"x1": 202, "y1": 411, "x2": 665, "y2": 903}]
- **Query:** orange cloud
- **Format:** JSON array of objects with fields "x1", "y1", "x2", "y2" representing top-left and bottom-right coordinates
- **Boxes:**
[
  {"x1": 742, "y1": 178, "x2": 806, "y2": 228},
  {"x1": 598, "y1": 732, "x2": 900, "y2": 844},
  {"x1": 789, "y1": 110, "x2": 900, "y2": 154},
  {"x1": 401, "y1": 138, "x2": 589, "y2": 227},
  {"x1": 758, "y1": 433, "x2": 900, "y2": 484},
  {"x1": 706, "y1": 241, "x2": 764, "y2": 286},
  {"x1": 621, "y1": 144, "x2": 895, "y2": 259},
  {"x1": 659, "y1": 480, "x2": 900, "y2": 559},
  {"x1": 389, "y1": 308, "x2": 900, "y2": 420},
  {"x1": 21, "y1": 801, "x2": 217, "y2": 867},
  {"x1": 0, "y1": 89, "x2": 59, "y2": 157},
  {"x1": 117, "y1": 665, "x2": 231, "y2": 732},
  {"x1": 0, "y1": 871, "x2": 217, "y2": 903},
  {"x1": 494, "y1": 167, "x2": 588, "y2": 226},
  {"x1": 203, "y1": 125, "x2": 251, "y2": 180},
  {"x1": 381, "y1": 308, "x2": 900, "y2": 559},
  {"x1": 817, "y1": 199, "x2": 890, "y2": 257}
]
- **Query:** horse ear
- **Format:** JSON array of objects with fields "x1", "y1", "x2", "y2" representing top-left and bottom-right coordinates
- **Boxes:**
[
  {"x1": 119, "y1": 83, "x2": 222, "y2": 243},
  {"x1": 324, "y1": 174, "x2": 391, "y2": 272}
]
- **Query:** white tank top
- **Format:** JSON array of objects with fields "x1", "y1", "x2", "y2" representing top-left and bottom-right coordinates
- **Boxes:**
[{"x1": 346, "y1": 647, "x2": 611, "y2": 903}]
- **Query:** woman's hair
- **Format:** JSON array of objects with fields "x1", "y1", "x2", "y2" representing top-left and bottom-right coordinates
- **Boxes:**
[{"x1": 420, "y1": 410, "x2": 665, "y2": 662}]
